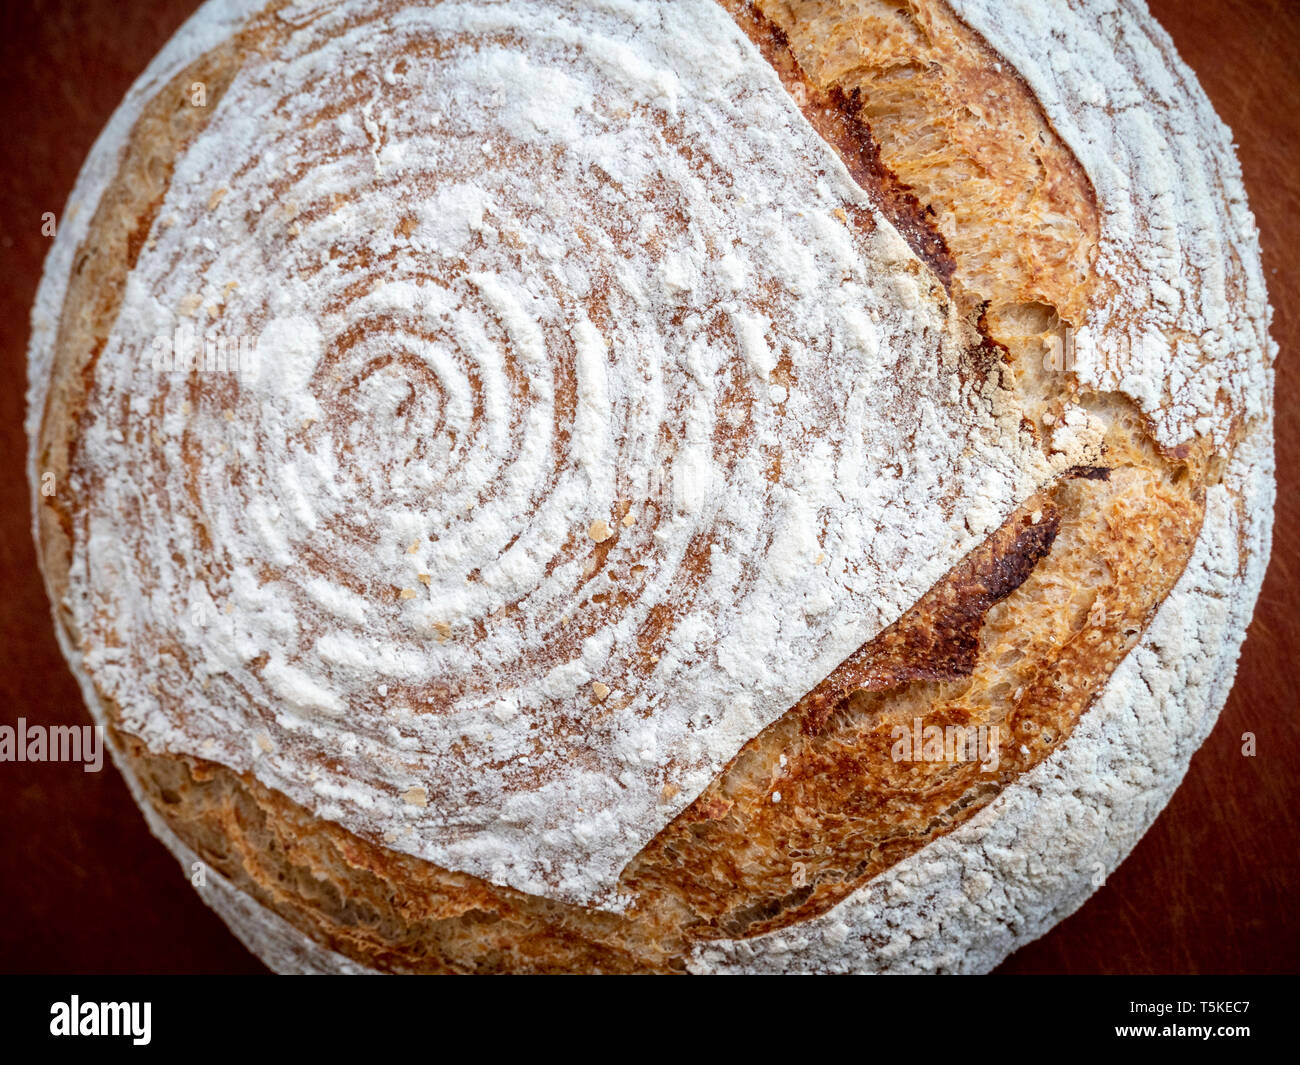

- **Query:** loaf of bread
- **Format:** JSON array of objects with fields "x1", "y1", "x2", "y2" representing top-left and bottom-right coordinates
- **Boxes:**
[{"x1": 28, "y1": 0, "x2": 1274, "y2": 973}]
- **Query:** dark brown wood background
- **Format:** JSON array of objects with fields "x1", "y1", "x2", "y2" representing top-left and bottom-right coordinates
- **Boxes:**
[{"x1": 0, "y1": 0, "x2": 1294, "y2": 975}]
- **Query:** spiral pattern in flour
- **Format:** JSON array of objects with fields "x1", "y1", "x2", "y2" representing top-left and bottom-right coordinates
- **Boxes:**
[{"x1": 69, "y1": 0, "x2": 1036, "y2": 903}]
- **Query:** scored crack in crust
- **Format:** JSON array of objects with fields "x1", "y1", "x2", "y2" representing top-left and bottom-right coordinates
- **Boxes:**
[{"x1": 28, "y1": 0, "x2": 1272, "y2": 973}]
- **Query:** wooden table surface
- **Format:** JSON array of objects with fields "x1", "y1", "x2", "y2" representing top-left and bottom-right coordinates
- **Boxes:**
[{"x1": 0, "y1": 0, "x2": 1295, "y2": 974}]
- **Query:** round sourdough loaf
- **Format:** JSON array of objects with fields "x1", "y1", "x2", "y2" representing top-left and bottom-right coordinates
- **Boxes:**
[{"x1": 29, "y1": 0, "x2": 1274, "y2": 973}]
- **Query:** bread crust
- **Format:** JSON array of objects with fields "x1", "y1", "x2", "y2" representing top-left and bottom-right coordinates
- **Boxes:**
[{"x1": 27, "y1": 0, "x2": 1272, "y2": 972}]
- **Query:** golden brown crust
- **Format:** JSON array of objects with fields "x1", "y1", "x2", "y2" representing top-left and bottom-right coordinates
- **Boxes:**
[
  {"x1": 792, "y1": 499, "x2": 1063, "y2": 734},
  {"x1": 719, "y1": 0, "x2": 957, "y2": 285},
  {"x1": 34, "y1": 0, "x2": 1215, "y2": 972},
  {"x1": 118, "y1": 728, "x2": 672, "y2": 973},
  {"x1": 754, "y1": 0, "x2": 1098, "y2": 325}
]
